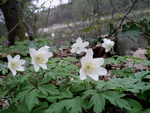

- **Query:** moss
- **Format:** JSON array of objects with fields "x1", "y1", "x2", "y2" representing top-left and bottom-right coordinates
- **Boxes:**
[
  {"x1": 145, "y1": 47, "x2": 150, "y2": 60},
  {"x1": 16, "y1": 17, "x2": 29, "y2": 41}
]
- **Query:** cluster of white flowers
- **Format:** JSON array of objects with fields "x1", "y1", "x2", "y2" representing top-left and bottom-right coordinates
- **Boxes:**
[
  {"x1": 7, "y1": 46, "x2": 53, "y2": 76},
  {"x1": 71, "y1": 37, "x2": 115, "y2": 81},
  {"x1": 7, "y1": 37, "x2": 114, "y2": 81}
]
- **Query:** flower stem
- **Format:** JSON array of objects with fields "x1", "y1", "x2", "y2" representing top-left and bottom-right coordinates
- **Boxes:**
[
  {"x1": 66, "y1": 76, "x2": 68, "y2": 87},
  {"x1": 84, "y1": 80, "x2": 87, "y2": 90}
]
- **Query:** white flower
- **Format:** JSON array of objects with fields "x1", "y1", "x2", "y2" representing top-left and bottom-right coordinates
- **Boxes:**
[
  {"x1": 51, "y1": 33, "x2": 55, "y2": 37},
  {"x1": 79, "y1": 49, "x2": 107, "y2": 81},
  {"x1": 29, "y1": 46, "x2": 53, "y2": 72},
  {"x1": 71, "y1": 37, "x2": 89, "y2": 54},
  {"x1": 25, "y1": 32, "x2": 29, "y2": 37},
  {"x1": 102, "y1": 38, "x2": 115, "y2": 52},
  {"x1": 7, "y1": 55, "x2": 25, "y2": 76}
]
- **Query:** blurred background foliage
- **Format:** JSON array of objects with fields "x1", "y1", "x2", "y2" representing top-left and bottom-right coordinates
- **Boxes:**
[{"x1": 0, "y1": 0, "x2": 150, "y2": 46}]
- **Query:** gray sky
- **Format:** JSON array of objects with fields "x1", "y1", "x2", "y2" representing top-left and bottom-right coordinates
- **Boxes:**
[{"x1": 34, "y1": 0, "x2": 69, "y2": 8}]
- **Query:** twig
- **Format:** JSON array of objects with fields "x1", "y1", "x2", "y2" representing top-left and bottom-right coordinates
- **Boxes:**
[
  {"x1": 119, "y1": 0, "x2": 138, "y2": 28},
  {"x1": 0, "y1": 0, "x2": 48, "y2": 42},
  {"x1": 109, "y1": 0, "x2": 120, "y2": 14},
  {"x1": 110, "y1": 0, "x2": 133, "y2": 22}
]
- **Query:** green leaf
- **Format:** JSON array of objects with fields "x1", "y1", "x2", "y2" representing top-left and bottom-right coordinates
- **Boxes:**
[
  {"x1": 101, "y1": 91, "x2": 131, "y2": 110},
  {"x1": 47, "y1": 90, "x2": 73, "y2": 102},
  {"x1": 38, "y1": 84, "x2": 59, "y2": 96},
  {"x1": 103, "y1": 57, "x2": 118, "y2": 66},
  {"x1": 140, "y1": 18, "x2": 150, "y2": 31},
  {"x1": 0, "y1": 107, "x2": 14, "y2": 113},
  {"x1": 125, "y1": 99, "x2": 143, "y2": 110},
  {"x1": 61, "y1": 90, "x2": 73, "y2": 98},
  {"x1": 32, "y1": 102, "x2": 48, "y2": 113},
  {"x1": 122, "y1": 24, "x2": 141, "y2": 42},
  {"x1": 84, "y1": 36, "x2": 98, "y2": 46},
  {"x1": 25, "y1": 89, "x2": 40, "y2": 112},
  {"x1": 126, "y1": 108, "x2": 141, "y2": 113},
  {"x1": 84, "y1": 27, "x2": 90, "y2": 32},
  {"x1": 28, "y1": 41, "x2": 37, "y2": 49},
  {"x1": 70, "y1": 84, "x2": 85, "y2": 93},
  {"x1": 138, "y1": 90, "x2": 150, "y2": 101},
  {"x1": 14, "y1": 84, "x2": 34, "y2": 102},
  {"x1": 0, "y1": 91, "x2": 7, "y2": 100},
  {"x1": 108, "y1": 23, "x2": 117, "y2": 37},
  {"x1": 89, "y1": 94, "x2": 105, "y2": 113},
  {"x1": 38, "y1": 77, "x2": 51, "y2": 85},
  {"x1": 142, "y1": 109, "x2": 150, "y2": 113},
  {"x1": 134, "y1": 71, "x2": 150, "y2": 80},
  {"x1": 111, "y1": 67, "x2": 134, "y2": 77},
  {"x1": 82, "y1": 90, "x2": 97, "y2": 99},
  {"x1": 45, "y1": 96, "x2": 85, "y2": 113},
  {"x1": 18, "y1": 74, "x2": 30, "y2": 83},
  {"x1": 75, "y1": 96, "x2": 88, "y2": 110},
  {"x1": 17, "y1": 101, "x2": 30, "y2": 113}
]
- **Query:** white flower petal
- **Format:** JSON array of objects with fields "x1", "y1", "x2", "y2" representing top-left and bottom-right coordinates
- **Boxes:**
[
  {"x1": 8, "y1": 63, "x2": 11, "y2": 69},
  {"x1": 17, "y1": 66, "x2": 24, "y2": 71},
  {"x1": 71, "y1": 43, "x2": 76, "y2": 48},
  {"x1": 79, "y1": 68, "x2": 87, "y2": 80},
  {"x1": 38, "y1": 47, "x2": 47, "y2": 53},
  {"x1": 76, "y1": 50, "x2": 82, "y2": 54},
  {"x1": 103, "y1": 39, "x2": 110, "y2": 43},
  {"x1": 111, "y1": 41, "x2": 114, "y2": 46},
  {"x1": 7, "y1": 55, "x2": 12, "y2": 68},
  {"x1": 38, "y1": 46, "x2": 48, "y2": 53},
  {"x1": 92, "y1": 58, "x2": 104, "y2": 66},
  {"x1": 11, "y1": 69, "x2": 16, "y2": 76},
  {"x1": 83, "y1": 42, "x2": 89, "y2": 47},
  {"x1": 102, "y1": 43, "x2": 107, "y2": 48},
  {"x1": 43, "y1": 46, "x2": 50, "y2": 52},
  {"x1": 18, "y1": 60, "x2": 25, "y2": 65},
  {"x1": 29, "y1": 48, "x2": 37, "y2": 58},
  {"x1": 14, "y1": 55, "x2": 20, "y2": 61},
  {"x1": 85, "y1": 49, "x2": 93, "y2": 59},
  {"x1": 44, "y1": 58, "x2": 49, "y2": 64},
  {"x1": 88, "y1": 72, "x2": 99, "y2": 81},
  {"x1": 95, "y1": 67, "x2": 107, "y2": 75},
  {"x1": 31, "y1": 58, "x2": 36, "y2": 65},
  {"x1": 71, "y1": 48, "x2": 76, "y2": 53},
  {"x1": 44, "y1": 46, "x2": 50, "y2": 49},
  {"x1": 34, "y1": 64, "x2": 40, "y2": 72},
  {"x1": 44, "y1": 52, "x2": 53, "y2": 58},
  {"x1": 76, "y1": 37, "x2": 82, "y2": 44},
  {"x1": 39, "y1": 63, "x2": 47, "y2": 70},
  {"x1": 80, "y1": 57, "x2": 90, "y2": 67},
  {"x1": 105, "y1": 47, "x2": 111, "y2": 52},
  {"x1": 7, "y1": 55, "x2": 12, "y2": 62},
  {"x1": 81, "y1": 48, "x2": 88, "y2": 52}
]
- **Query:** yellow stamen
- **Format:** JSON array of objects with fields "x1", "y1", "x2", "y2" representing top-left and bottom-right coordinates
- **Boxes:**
[
  {"x1": 35, "y1": 54, "x2": 45, "y2": 63},
  {"x1": 11, "y1": 61, "x2": 19, "y2": 69},
  {"x1": 84, "y1": 61, "x2": 95, "y2": 74}
]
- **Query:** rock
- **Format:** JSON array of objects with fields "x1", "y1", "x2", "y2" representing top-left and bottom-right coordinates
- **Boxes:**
[{"x1": 114, "y1": 30, "x2": 150, "y2": 55}]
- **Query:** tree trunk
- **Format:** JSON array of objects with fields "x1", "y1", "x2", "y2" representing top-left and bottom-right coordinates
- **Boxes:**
[{"x1": 0, "y1": 0, "x2": 29, "y2": 45}]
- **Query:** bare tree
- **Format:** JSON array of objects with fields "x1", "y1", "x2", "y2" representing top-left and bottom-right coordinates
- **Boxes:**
[{"x1": 0, "y1": 0, "x2": 33, "y2": 45}]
